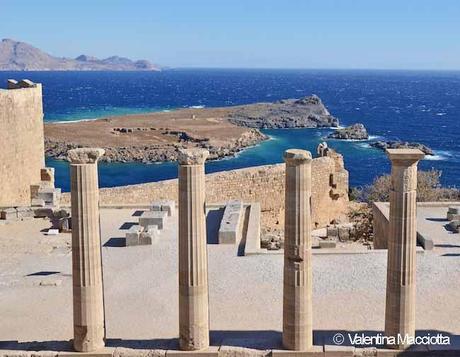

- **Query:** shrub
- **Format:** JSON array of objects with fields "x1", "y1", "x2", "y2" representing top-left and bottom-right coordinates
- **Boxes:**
[
  {"x1": 348, "y1": 205, "x2": 373, "y2": 243},
  {"x1": 353, "y1": 169, "x2": 460, "y2": 203}
]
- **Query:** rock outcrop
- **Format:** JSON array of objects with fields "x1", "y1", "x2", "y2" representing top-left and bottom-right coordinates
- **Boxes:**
[
  {"x1": 0, "y1": 39, "x2": 161, "y2": 71},
  {"x1": 328, "y1": 123, "x2": 369, "y2": 140},
  {"x1": 370, "y1": 141, "x2": 434, "y2": 156},
  {"x1": 227, "y1": 95, "x2": 339, "y2": 129},
  {"x1": 45, "y1": 128, "x2": 267, "y2": 164}
]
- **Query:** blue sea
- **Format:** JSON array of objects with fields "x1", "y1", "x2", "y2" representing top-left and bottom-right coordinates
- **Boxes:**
[{"x1": 1, "y1": 69, "x2": 459, "y2": 191}]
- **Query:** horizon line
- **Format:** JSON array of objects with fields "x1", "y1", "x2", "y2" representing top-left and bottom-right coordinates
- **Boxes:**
[{"x1": 2, "y1": 67, "x2": 460, "y2": 73}]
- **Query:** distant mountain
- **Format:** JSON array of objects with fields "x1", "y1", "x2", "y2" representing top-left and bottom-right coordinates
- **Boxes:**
[{"x1": 0, "y1": 39, "x2": 161, "y2": 71}]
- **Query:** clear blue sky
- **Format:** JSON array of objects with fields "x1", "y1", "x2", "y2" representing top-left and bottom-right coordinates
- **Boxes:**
[{"x1": 1, "y1": 0, "x2": 460, "y2": 69}]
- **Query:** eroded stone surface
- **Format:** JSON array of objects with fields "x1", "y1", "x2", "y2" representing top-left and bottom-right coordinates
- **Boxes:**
[
  {"x1": 177, "y1": 148, "x2": 209, "y2": 165},
  {"x1": 68, "y1": 148, "x2": 105, "y2": 164}
]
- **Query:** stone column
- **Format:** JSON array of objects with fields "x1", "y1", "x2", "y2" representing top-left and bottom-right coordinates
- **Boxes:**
[
  {"x1": 384, "y1": 149, "x2": 424, "y2": 349},
  {"x1": 178, "y1": 148, "x2": 210, "y2": 350},
  {"x1": 282, "y1": 149, "x2": 313, "y2": 351},
  {"x1": 68, "y1": 148, "x2": 106, "y2": 352}
]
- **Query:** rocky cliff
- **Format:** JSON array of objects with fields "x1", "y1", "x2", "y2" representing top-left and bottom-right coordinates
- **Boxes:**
[{"x1": 227, "y1": 95, "x2": 339, "y2": 128}]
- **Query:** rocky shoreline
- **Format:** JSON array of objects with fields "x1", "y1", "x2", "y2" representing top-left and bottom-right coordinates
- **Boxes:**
[
  {"x1": 369, "y1": 141, "x2": 434, "y2": 156},
  {"x1": 44, "y1": 95, "x2": 338, "y2": 164},
  {"x1": 45, "y1": 128, "x2": 267, "y2": 163}
]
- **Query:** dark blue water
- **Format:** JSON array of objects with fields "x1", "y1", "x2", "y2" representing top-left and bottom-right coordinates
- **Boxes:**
[{"x1": 1, "y1": 69, "x2": 458, "y2": 191}]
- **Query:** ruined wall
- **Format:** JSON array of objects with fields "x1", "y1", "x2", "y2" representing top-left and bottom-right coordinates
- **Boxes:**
[
  {"x1": 0, "y1": 83, "x2": 45, "y2": 206},
  {"x1": 61, "y1": 151, "x2": 349, "y2": 229}
]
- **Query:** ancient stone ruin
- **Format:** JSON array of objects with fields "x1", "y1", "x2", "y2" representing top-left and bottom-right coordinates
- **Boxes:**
[
  {"x1": 0, "y1": 80, "x2": 440, "y2": 355},
  {"x1": 0, "y1": 79, "x2": 60, "y2": 216}
]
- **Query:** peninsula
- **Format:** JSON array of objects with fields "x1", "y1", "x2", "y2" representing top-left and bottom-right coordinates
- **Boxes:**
[{"x1": 44, "y1": 95, "x2": 338, "y2": 163}]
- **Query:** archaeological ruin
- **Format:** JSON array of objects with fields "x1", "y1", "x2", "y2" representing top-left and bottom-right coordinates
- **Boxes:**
[{"x1": 1, "y1": 80, "x2": 459, "y2": 356}]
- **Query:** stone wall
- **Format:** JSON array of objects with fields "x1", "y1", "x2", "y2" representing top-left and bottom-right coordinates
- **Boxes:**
[
  {"x1": 0, "y1": 82, "x2": 45, "y2": 207},
  {"x1": 61, "y1": 150, "x2": 349, "y2": 229}
]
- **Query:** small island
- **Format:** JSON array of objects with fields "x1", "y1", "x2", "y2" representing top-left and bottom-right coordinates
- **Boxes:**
[
  {"x1": 45, "y1": 95, "x2": 338, "y2": 163},
  {"x1": 327, "y1": 123, "x2": 369, "y2": 140}
]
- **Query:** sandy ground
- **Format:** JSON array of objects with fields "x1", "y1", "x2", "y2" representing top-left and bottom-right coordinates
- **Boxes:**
[
  {"x1": 44, "y1": 108, "x2": 252, "y2": 150},
  {"x1": 1, "y1": 208, "x2": 460, "y2": 351}
]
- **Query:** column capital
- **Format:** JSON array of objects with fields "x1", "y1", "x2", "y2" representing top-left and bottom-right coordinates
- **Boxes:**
[
  {"x1": 386, "y1": 149, "x2": 424, "y2": 165},
  {"x1": 68, "y1": 148, "x2": 105, "y2": 164},
  {"x1": 284, "y1": 149, "x2": 312, "y2": 165},
  {"x1": 178, "y1": 148, "x2": 209, "y2": 165}
]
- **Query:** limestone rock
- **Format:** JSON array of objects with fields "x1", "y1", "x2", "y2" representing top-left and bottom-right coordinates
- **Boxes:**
[
  {"x1": 228, "y1": 95, "x2": 339, "y2": 129},
  {"x1": 328, "y1": 123, "x2": 369, "y2": 140},
  {"x1": 370, "y1": 141, "x2": 434, "y2": 156}
]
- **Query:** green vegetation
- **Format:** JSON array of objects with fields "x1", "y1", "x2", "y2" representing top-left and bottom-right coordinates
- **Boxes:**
[{"x1": 351, "y1": 169, "x2": 460, "y2": 204}]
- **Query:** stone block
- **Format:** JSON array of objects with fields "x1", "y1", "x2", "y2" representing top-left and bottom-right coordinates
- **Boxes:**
[
  {"x1": 219, "y1": 200, "x2": 243, "y2": 244},
  {"x1": 139, "y1": 211, "x2": 168, "y2": 230},
  {"x1": 33, "y1": 207, "x2": 54, "y2": 218},
  {"x1": 324, "y1": 345, "x2": 354, "y2": 356},
  {"x1": 16, "y1": 206, "x2": 34, "y2": 219},
  {"x1": 54, "y1": 217, "x2": 72, "y2": 232},
  {"x1": 125, "y1": 225, "x2": 143, "y2": 246},
  {"x1": 0, "y1": 208, "x2": 18, "y2": 220},
  {"x1": 139, "y1": 225, "x2": 159, "y2": 245},
  {"x1": 338, "y1": 226, "x2": 350, "y2": 241},
  {"x1": 416, "y1": 232, "x2": 433, "y2": 250},
  {"x1": 19, "y1": 79, "x2": 36, "y2": 88},
  {"x1": 46, "y1": 228, "x2": 59, "y2": 235},
  {"x1": 319, "y1": 239, "x2": 336, "y2": 248},
  {"x1": 37, "y1": 187, "x2": 61, "y2": 206},
  {"x1": 447, "y1": 207, "x2": 460, "y2": 221},
  {"x1": 161, "y1": 200, "x2": 176, "y2": 217},
  {"x1": 271, "y1": 346, "x2": 323, "y2": 356},
  {"x1": 151, "y1": 200, "x2": 176, "y2": 217},
  {"x1": 7, "y1": 78, "x2": 19, "y2": 89},
  {"x1": 31, "y1": 198, "x2": 46, "y2": 207},
  {"x1": 244, "y1": 203, "x2": 264, "y2": 255},
  {"x1": 449, "y1": 220, "x2": 460, "y2": 233},
  {"x1": 30, "y1": 184, "x2": 41, "y2": 199},
  {"x1": 40, "y1": 167, "x2": 55, "y2": 184},
  {"x1": 326, "y1": 226, "x2": 338, "y2": 238}
]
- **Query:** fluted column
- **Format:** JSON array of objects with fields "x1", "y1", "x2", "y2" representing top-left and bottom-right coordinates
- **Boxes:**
[
  {"x1": 282, "y1": 149, "x2": 313, "y2": 351},
  {"x1": 69, "y1": 148, "x2": 105, "y2": 352},
  {"x1": 178, "y1": 148, "x2": 210, "y2": 350},
  {"x1": 384, "y1": 149, "x2": 424, "y2": 349}
]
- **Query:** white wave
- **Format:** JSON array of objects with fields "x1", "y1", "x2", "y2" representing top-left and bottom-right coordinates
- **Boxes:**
[
  {"x1": 189, "y1": 105, "x2": 205, "y2": 109},
  {"x1": 424, "y1": 150, "x2": 454, "y2": 161},
  {"x1": 436, "y1": 112, "x2": 447, "y2": 116},
  {"x1": 367, "y1": 135, "x2": 383, "y2": 141},
  {"x1": 53, "y1": 118, "x2": 97, "y2": 124},
  {"x1": 357, "y1": 142, "x2": 371, "y2": 149}
]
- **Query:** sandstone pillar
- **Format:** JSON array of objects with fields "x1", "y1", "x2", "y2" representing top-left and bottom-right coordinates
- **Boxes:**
[
  {"x1": 282, "y1": 149, "x2": 313, "y2": 351},
  {"x1": 69, "y1": 148, "x2": 106, "y2": 352},
  {"x1": 384, "y1": 149, "x2": 424, "y2": 349},
  {"x1": 178, "y1": 148, "x2": 210, "y2": 350}
]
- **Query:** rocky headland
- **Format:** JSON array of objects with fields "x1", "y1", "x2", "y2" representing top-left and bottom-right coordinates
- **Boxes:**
[
  {"x1": 44, "y1": 95, "x2": 338, "y2": 163},
  {"x1": 227, "y1": 95, "x2": 339, "y2": 128},
  {"x1": 327, "y1": 123, "x2": 369, "y2": 140},
  {"x1": 370, "y1": 141, "x2": 434, "y2": 155}
]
